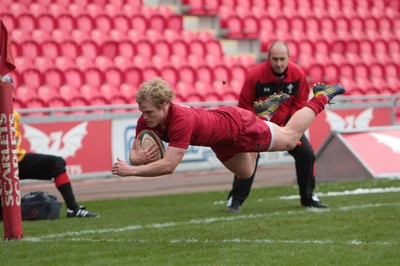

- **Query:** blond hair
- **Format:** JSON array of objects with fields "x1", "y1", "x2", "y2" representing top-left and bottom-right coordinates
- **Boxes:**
[{"x1": 136, "y1": 77, "x2": 175, "y2": 108}]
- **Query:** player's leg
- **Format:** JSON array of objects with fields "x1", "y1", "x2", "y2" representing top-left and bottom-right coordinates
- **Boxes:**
[
  {"x1": 19, "y1": 153, "x2": 98, "y2": 218},
  {"x1": 227, "y1": 153, "x2": 260, "y2": 212},
  {"x1": 222, "y1": 152, "x2": 258, "y2": 180},
  {"x1": 257, "y1": 83, "x2": 345, "y2": 152},
  {"x1": 288, "y1": 135, "x2": 326, "y2": 208}
]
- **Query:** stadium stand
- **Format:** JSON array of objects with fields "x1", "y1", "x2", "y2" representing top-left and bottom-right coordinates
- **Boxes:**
[{"x1": 2, "y1": 0, "x2": 399, "y2": 111}]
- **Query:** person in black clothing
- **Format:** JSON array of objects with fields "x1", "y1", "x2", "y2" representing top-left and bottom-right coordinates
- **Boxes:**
[{"x1": 226, "y1": 41, "x2": 328, "y2": 212}]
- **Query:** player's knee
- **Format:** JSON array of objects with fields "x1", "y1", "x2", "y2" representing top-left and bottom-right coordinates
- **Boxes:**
[{"x1": 286, "y1": 137, "x2": 300, "y2": 151}]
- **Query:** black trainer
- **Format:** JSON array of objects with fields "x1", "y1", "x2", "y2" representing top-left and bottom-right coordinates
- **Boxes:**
[
  {"x1": 226, "y1": 197, "x2": 241, "y2": 213},
  {"x1": 301, "y1": 195, "x2": 328, "y2": 208},
  {"x1": 67, "y1": 206, "x2": 99, "y2": 218}
]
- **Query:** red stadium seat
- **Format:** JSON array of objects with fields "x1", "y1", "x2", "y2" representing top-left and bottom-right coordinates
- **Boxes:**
[
  {"x1": 69, "y1": 96, "x2": 90, "y2": 112},
  {"x1": 80, "y1": 84, "x2": 100, "y2": 102},
  {"x1": 17, "y1": 13, "x2": 36, "y2": 33},
  {"x1": 94, "y1": 14, "x2": 113, "y2": 33},
  {"x1": 189, "y1": 40, "x2": 207, "y2": 59},
  {"x1": 314, "y1": 40, "x2": 331, "y2": 64},
  {"x1": 290, "y1": 16, "x2": 306, "y2": 41},
  {"x1": 120, "y1": 83, "x2": 137, "y2": 100},
  {"x1": 178, "y1": 66, "x2": 197, "y2": 86},
  {"x1": 75, "y1": 14, "x2": 94, "y2": 34},
  {"x1": 20, "y1": 67, "x2": 43, "y2": 90},
  {"x1": 242, "y1": 15, "x2": 260, "y2": 38},
  {"x1": 100, "y1": 40, "x2": 119, "y2": 59},
  {"x1": 230, "y1": 65, "x2": 247, "y2": 84},
  {"x1": 37, "y1": 85, "x2": 59, "y2": 104},
  {"x1": 99, "y1": 84, "x2": 119, "y2": 101},
  {"x1": 36, "y1": 14, "x2": 57, "y2": 34},
  {"x1": 20, "y1": 40, "x2": 41, "y2": 61},
  {"x1": 14, "y1": 57, "x2": 33, "y2": 72},
  {"x1": 183, "y1": 0, "x2": 207, "y2": 15},
  {"x1": 118, "y1": 40, "x2": 136, "y2": 58},
  {"x1": 142, "y1": 66, "x2": 160, "y2": 81},
  {"x1": 104, "y1": 67, "x2": 124, "y2": 87},
  {"x1": 56, "y1": 13, "x2": 75, "y2": 34},
  {"x1": 213, "y1": 64, "x2": 231, "y2": 85},
  {"x1": 113, "y1": 14, "x2": 131, "y2": 33},
  {"x1": 185, "y1": 92, "x2": 205, "y2": 103},
  {"x1": 307, "y1": 64, "x2": 325, "y2": 84},
  {"x1": 160, "y1": 67, "x2": 179, "y2": 86},
  {"x1": 322, "y1": 64, "x2": 340, "y2": 84},
  {"x1": 153, "y1": 40, "x2": 172, "y2": 60},
  {"x1": 305, "y1": 16, "x2": 321, "y2": 39},
  {"x1": 320, "y1": 17, "x2": 337, "y2": 40},
  {"x1": 43, "y1": 67, "x2": 65, "y2": 89},
  {"x1": 167, "y1": 15, "x2": 183, "y2": 32},
  {"x1": 114, "y1": 56, "x2": 132, "y2": 70},
  {"x1": 34, "y1": 57, "x2": 53, "y2": 72},
  {"x1": 384, "y1": 63, "x2": 399, "y2": 79},
  {"x1": 41, "y1": 40, "x2": 60, "y2": 61},
  {"x1": 131, "y1": 14, "x2": 148, "y2": 34},
  {"x1": 70, "y1": 29, "x2": 89, "y2": 44},
  {"x1": 83, "y1": 67, "x2": 104, "y2": 88},
  {"x1": 47, "y1": 97, "x2": 69, "y2": 114},
  {"x1": 59, "y1": 40, "x2": 80, "y2": 60},
  {"x1": 24, "y1": 98, "x2": 47, "y2": 111},
  {"x1": 64, "y1": 68, "x2": 84, "y2": 89},
  {"x1": 55, "y1": 56, "x2": 76, "y2": 71},
  {"x1": 225, "y1": 15, "x2": 244, "y2": 38},
  {"x1": 59, "y1": 84, "x2": 80, "y2": 102},
  {"x1": 15, "y1": 85, "x2": 37, "y2": 104},
  {"x1": 124, "y1": 67, "x2": 143, "y2": 87},
  {"x1": 171, "y1": 40, "x2": 190, "y2": 60},
  {"x1": 135, "y1": 40, "x2": 154, "y2": 60},
  {"x1": 197, "y1": 65, "x2": 214, "y2": 85},
  {"x1": 148, "y1": 14, "x2": 166, "y2": 32},
  {"x1": 80, "y1": 40, "x2": 99, "y2": 61}
]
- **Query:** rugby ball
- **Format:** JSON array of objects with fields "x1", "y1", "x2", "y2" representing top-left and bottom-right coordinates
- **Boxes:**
[{"x1": 137, "y1": 129, "x2": 165, "y2": 159}]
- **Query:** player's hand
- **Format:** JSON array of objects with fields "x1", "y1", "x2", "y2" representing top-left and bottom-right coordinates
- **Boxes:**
[
  {"x1": 111, "y1": 158, "x2": 132, "y2": 176},
  {"x1": 134, "y1": 140, "x2": 160, "y2": 164}
]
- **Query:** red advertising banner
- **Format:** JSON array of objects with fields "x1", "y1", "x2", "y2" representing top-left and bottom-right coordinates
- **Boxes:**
[
  {"x1": 20, "y1": 120, "x2": 112, "y2": 175},
  {"x1": 310, "y1": 107, "x2": 392, "y2": 151},
  {"x1": 343, "y1": 129, "x2": 400, "y2": 176}
]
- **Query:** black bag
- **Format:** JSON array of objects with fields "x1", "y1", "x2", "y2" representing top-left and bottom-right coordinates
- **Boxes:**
[{"x1": 21, "y1": 191, "x2": 62, "y2": 220}]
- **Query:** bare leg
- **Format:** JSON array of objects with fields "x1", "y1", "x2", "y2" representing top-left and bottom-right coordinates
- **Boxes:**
[
  {"x1": 222, "y1": 152, "x2": 258, "y2": 179},
  {"x1": 269, "y1": 107, "x2": 316, "y2": 151}
]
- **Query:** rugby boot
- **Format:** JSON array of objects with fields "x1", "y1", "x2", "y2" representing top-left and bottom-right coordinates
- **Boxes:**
[
  {"x1": 313, "y1": 82, "x2": 346, "y2": 103},
  {"x1": 253, "y1": 93, "x2": 290, "y2": 117}
]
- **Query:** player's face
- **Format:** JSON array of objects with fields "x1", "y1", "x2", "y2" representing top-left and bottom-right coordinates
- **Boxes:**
[
  {"x1": 138, "y1": 99, "x2": 167, "y2": 128},
  {"x1": 269, "y1": 47, "x2": 289, "y2": 74}
]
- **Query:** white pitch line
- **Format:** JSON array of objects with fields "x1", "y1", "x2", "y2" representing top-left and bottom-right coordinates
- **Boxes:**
[
  {"x1": 22, "y1": 202, "x2": 400, "y2": 243},
  {"x1": 280, "y1": 187, "x2": 400, "y2": 200},
  {"x1": 23, "y1": 236, "x2": 392, "y2": 246}
]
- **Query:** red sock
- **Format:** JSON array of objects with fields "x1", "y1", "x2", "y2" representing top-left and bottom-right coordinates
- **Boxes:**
[
  {"x1": 306, "y1": 96, "x2": 328, "y2": 115},
  {"x1": 54, "y1": 172, "x2": 70, "y2": 187}
]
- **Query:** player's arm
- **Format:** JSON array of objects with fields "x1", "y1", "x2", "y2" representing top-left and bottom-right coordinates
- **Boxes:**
[
  {"x1": 129, "y1": 138, "x2": 162, "y2": 165},
  {"x1": 112, "y1": 146, "x2": 186, "y2": 177}
]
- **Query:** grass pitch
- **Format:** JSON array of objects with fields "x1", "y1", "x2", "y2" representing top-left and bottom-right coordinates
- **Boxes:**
[{"x1": 1, "y1": 178, "x2": 399, "y2": 265}]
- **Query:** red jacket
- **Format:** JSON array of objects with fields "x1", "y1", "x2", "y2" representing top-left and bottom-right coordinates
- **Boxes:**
[{"x1": 238, "y1": 61, "x2": 310, "y2": 126}]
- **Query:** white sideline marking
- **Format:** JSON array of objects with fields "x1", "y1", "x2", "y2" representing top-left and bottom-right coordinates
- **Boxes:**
[
  {"x1": 280, "y1": 187, "x2": 400, "y2": 200},
  {"x1": 23, "y1": 202, "x2": 400, "y2": 243}
]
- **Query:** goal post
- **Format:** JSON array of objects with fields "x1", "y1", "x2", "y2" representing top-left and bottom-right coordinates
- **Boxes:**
[{"x1": 0, "y1": 20, "x2": 23, "y2": 240}]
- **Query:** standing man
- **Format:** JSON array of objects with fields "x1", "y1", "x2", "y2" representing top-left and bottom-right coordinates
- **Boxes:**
[{"x1": 226, "y1": 40, "x2": 327, "y2": 212}]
